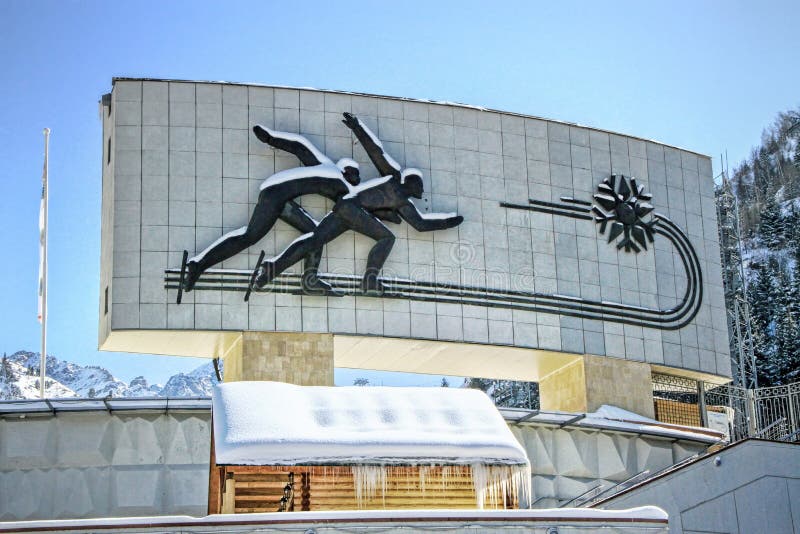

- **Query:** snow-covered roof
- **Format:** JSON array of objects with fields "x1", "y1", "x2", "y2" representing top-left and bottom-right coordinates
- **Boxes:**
[
  {"x1": 500, "y1": 404, "x2": 724, "y2": 444},
  {"x1": 0, "y1": 397, "x2": 210, "y2": 416},
  {"x1": 212, "y1": 381, "x2": 530, "y2": 466}
]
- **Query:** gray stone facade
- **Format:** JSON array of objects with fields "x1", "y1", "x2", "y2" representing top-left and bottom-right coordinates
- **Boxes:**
[
  {"x1": 100, "y1": 79, "x2": 730, "y2": 379},
  {"x1": 0, "y1": 402, "x2": 702, "y2": 521},
  {"x1": 0, "y1": 410, "x2": 209, "y2": 520},
  {"x1": 598, "y1": 439, "x2": 800, "y2": 533}
]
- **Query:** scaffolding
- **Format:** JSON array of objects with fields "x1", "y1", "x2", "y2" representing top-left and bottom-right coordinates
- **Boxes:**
[
  {"x1": 717, "y1": 159, "x2": 758, "y2": 389},
  {"x1": 716, "y1": 161, "x2": 759, "y2": 389}
]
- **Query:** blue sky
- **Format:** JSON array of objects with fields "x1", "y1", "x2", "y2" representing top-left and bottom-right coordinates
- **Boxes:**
[{"x1": 0, "y1": 1, "x2": 797, "y2": 385}]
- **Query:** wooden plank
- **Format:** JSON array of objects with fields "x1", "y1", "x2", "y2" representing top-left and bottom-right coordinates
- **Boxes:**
[
  {"x1": 301, "y1": 472, "x2": 310, "y2": 511},
  {"x1": 235, "y1": 482, "x2": 291, "y2": 490},
  {"x1": 221, "y1": 476, "x2": 236, "y2": 514},
  {"x1": 207, "y1": 424, "x2": 221, "y2": 514},
  {"x1": 217, "y1": 464, "x2": 516, "y2": 514},
  {"x1": 235, "y1": 495, "x2": 284, "y2": 502}
]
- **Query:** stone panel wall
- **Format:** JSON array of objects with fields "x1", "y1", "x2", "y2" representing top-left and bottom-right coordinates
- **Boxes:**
[
  {"x1": 102, "y1": 79, "x2": 730, "y2": 379},
  {"x1": 0, "y1": 406, "x2": 707, "y2": 520},
  {"x1": 0, "y1": 411, "x2": 209, "y2": 520},
  {"x1": 511, "y1": 423, "x2": 707, "y2": 508}
]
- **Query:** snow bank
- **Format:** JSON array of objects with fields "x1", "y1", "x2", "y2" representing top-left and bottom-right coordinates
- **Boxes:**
[
  {"x1": 0, "y1": 506, "x2": 668, "y2": 531},
  {"x1": 212, "y1": 381, "x2": 529, "y2": 466}
]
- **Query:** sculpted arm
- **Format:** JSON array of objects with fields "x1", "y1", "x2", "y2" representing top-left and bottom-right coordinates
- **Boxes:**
[
  {"x1": 341, "y1": 112, "x2": 401, "y2": 178},
  {"x1": 397, "y1": 202, "x2": 463, "y2": 232},
  {"x1": 252, "y1": 125, "x2": 330, "y2": 167}
]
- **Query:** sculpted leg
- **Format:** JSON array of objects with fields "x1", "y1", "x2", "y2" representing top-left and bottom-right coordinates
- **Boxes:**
[
  {"x1": 279, "y1": 201, "x2": 334, "y2": 294},
  {"x1": 184, "y1": 192, "x2": 282, "y2": 291},
  {"x1": 335, "y1": 202, "x2": 395, "y2": 293},
  {"x1": 255, "y1": 213, "x2": 347, "y2": 288}
]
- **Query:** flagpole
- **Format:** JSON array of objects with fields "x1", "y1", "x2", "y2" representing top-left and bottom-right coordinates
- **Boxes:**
[{"x1": 40, "y1": 128, "x2": 50, "y2": 399}]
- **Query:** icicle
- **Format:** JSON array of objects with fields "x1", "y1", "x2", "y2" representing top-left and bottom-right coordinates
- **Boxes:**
[
  {"x1": 351, "y1": 465, "x2": 388, "y2": 509},
  {"x1": 470, "y1": 463, "x2": 531, "y2": 509}
]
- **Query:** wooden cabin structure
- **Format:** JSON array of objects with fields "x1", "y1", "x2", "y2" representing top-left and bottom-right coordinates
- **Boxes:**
[
  {"x1": 209, "y1": 381, "x2": 531, "y2": 513},
  {"x1": 209, "y1": 464, "x2": 517, "y2": 513}
]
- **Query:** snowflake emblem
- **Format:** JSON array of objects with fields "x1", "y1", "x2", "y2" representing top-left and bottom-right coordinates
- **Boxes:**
[{"x1": 592, "y1": 175, "x2": 656, "y2": 252}]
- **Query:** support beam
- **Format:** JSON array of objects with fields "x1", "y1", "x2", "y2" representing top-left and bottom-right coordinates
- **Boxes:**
[
  {"x1": 224, "y1": 332, "x2": 334, "y2": 385},
  {"x1": 539, "y1": 354, "x2": 655, "y2": 418}
]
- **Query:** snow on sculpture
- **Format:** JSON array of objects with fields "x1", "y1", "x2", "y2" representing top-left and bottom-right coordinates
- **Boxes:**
[
  {"x1": 178, "y1": 114, "x2": 463, "y2": 301},
  {"x1": 180, "y1": 124, "x2": 361, "y2": 297},
  {"x1": 250, "y1": 113, "x2": 463, "y2": 295}
]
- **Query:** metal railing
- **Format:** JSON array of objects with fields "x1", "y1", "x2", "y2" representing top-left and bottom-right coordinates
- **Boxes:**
[{"x1": 652, "y1": 374, "x2": 800, "y2": 443}]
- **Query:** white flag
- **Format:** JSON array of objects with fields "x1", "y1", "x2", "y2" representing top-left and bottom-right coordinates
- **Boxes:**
[{"x1": 37, "y1": 137, "x2": 48, "y2": 323}]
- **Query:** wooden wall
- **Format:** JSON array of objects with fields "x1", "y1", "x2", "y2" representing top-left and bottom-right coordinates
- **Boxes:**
[{"x1": 210, "y1": 465, "x2": 514, "y2": 513}]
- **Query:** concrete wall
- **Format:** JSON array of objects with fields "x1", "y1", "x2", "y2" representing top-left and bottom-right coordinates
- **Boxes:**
[
  {"x1": 101, "y1": 79, "x2": 730, "y2": 380},
  {"x1": 598, "y1": 440, "x2": 800, "y2": 534},
  {"x1": 98, "y1": 96, "x2": 114, "y2": 347},
  {"x1": 510, "y1": 422, "x2": 706, "y2": 508},
  {"x1": 0, "y1": 410, "x2": 210, "y2": 520},
  {"x1": 0, "y1": 405, "x2": 707, "y2": 521}
]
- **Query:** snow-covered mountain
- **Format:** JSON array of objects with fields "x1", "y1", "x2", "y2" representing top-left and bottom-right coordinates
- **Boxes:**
[{"x1": 0, "y1": 351, "x2": 219, "y2": 400}]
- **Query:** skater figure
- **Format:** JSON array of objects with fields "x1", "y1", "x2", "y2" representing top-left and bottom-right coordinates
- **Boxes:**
[
  {"x1": 253, "y1": 113, "x2": 463, "y2": 294},
  {"x1": 181, "y1": 125, "x2": 362, "y2": 295}
]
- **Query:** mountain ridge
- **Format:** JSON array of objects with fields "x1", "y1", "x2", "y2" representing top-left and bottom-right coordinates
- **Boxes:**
[{"x1": 0, "y1": 350, "x2": 219, "y2": 400}]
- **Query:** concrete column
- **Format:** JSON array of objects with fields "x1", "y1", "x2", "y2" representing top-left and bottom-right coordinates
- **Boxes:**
[
  {"x1": 539, "y1": 354, "x2": 655, "y2": 418},
  {"x1": 223, "y1": 331, "x2": 334, "y2": 386}
]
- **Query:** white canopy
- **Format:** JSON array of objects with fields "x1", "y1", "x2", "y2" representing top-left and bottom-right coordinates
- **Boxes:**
[{"x1": 212, "y1": 381, "x2": 529, "y2": 466}]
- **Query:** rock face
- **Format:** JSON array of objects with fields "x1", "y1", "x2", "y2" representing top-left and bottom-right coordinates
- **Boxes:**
[{"x1": 0, "y1": 351, "x2": 219, "y2": 399}]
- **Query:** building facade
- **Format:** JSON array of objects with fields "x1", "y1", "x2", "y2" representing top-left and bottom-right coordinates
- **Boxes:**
[{"x1": 99, "y1": 79, "x2": 730, "y2": 413}]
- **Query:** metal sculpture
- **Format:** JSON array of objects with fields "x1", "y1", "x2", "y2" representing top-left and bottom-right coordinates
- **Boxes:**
[
  {"x1": 591, "y1": 175, "x2": 656, "y2": 252},
  {"x1": 251, "y1": 113, "x2": 463, "y2": 295},
  {"x1": 178, "y1": 113, "x2": 462, "y2": 301},
  {"x1": 180, "y1": 125, "x2": 362, "y2": 297}
]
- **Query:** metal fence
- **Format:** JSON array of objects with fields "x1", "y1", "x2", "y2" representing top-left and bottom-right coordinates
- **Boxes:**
[
  {"x1": 652, "y1": 374, "x2": 704, "y2": 427},
  {"x1": 652, "y1": 374, "x2": 800, "y2": 443}
]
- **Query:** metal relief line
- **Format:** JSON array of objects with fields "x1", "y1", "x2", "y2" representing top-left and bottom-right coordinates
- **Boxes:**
[
  {"x1": 163, "y1": 166, "x2": 703, "y2": 330},
  {"x1": 163, "y1": 218, "x2": 703, "y2": 328},
  {"x1": 163, "y1": 215, "x2": 703, "y2": 330}
]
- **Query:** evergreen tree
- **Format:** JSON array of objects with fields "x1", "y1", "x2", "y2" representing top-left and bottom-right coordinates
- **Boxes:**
[
  {"x1": 0, "y1": 354, "x2": 22, "y2": 400},
  {"x1": 749, "y1": 262, "x2": 778, "y2": 330},
  {"x1": 464, "y1": 377, "x2": 539, "y2": 409},
  {"x1": 785, "y1": 204, "x2": 800, "y2": 247},
  {"x1": 748, "y1": 262, "x2": 779, "y2": 385},
  {"x1": 771, "y1": 262, "x2": 796, "y2": 385},
  {"x1": 760, "y1": 195, "x2": 784, "y2": 249}
]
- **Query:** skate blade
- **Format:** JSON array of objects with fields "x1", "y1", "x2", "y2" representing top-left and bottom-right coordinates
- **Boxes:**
[
  {"x1": 177, "y1": 250, "x2": 188, "y2": 304},
  {"x1": 244, "y1": 250, "x2": 266, "y2": 302}
]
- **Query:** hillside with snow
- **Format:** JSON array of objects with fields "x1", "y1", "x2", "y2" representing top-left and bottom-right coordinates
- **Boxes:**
[
  {"x1": 0, "y1": 351, "x2": 219, "y2": 400},
  {"x1": 719, "y1": 108, "x2": 800, "y2": 386}
]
